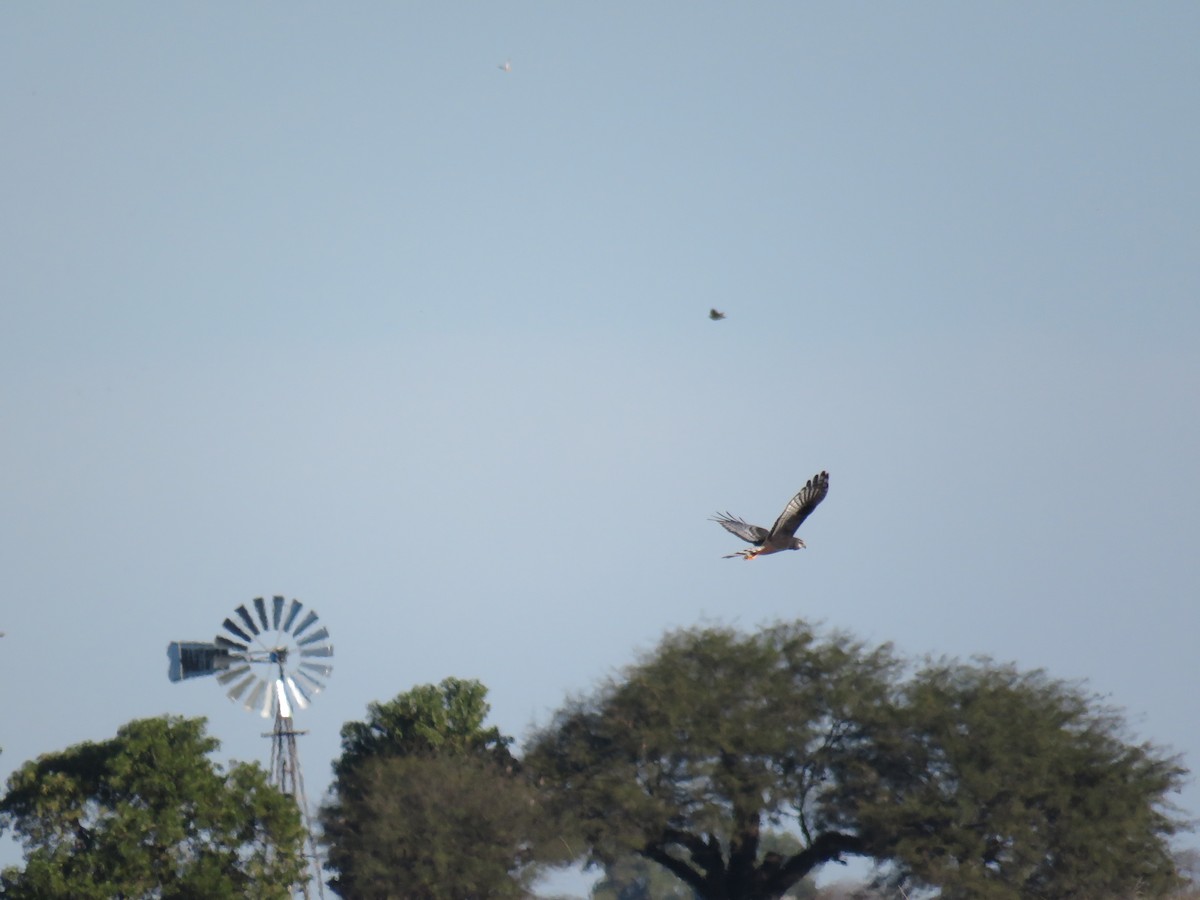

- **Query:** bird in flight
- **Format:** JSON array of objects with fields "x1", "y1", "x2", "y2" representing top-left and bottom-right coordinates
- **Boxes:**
[
  {"x1": 709, "y1": 308, "x2": 726, "y2": 320},
  {"x1": 712, "y1": 471, "x2": 829, "y2": 560},
  {"x1": 498, "y1": 60, "x2": 512, "y2": 73}
]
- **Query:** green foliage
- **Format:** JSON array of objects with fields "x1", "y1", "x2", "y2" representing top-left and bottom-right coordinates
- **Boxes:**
[
  {"x1": 527, "y1": 622, "x2": 897, "y2": 899},
  {"x1": 0, "y1": 716, "x2": 305, "y2": 900},
  {"x1": 323, "y1": 753, "x2": 546, "y2": 900},
  {"x1": 527, "y1": 621, "x2": 1187, "y2": 900},
  {"x1": 323, "y1": 677, "x2": 562, "y2": 899},
  {"x1": 836, "y1": 659, "x2": 1187, "y2": 899},
  {"x1": 334, "y1": 676, "x2": 514, "y2": 777}
]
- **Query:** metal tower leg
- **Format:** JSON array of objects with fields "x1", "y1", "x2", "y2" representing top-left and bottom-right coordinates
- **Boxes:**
[{"x1": 268, "y1": 712, "x2": 326, "y2": 900}]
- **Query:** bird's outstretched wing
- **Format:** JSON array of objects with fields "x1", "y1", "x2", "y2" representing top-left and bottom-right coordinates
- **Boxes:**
[
  {"x1": 768, "y1": 471, "x2": 830, "y2": 539},
  {"x1": 711, "y1": 512, "x2": 769, "y2": 545}
]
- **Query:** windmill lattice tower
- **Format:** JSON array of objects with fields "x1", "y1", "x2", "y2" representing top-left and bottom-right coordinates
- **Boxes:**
[{"x1": 168, "y1": 596, "x2": 333, "y2": 900}]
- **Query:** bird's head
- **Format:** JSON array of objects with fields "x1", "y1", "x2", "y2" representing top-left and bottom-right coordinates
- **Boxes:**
[{"x1": 791, "y1": 538, "x2": 807, "y2": 550}]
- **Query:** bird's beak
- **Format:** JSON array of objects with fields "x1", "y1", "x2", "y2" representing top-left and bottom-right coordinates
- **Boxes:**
[{"x1": 798, "y1": 539, "x2": 807, "y2": 549}]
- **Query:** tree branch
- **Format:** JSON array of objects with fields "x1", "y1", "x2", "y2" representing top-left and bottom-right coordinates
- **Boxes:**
[
  {"x1": 641, "y1": 842, "x2": 709, "y2": 893},
  {"x1": 727, "y1": 804, "x2": 761, "y2": 884},
  {"x1": 761, "y1": 830, "x2": 866, "y2": 897},
  {"x1": 660, "y1": 827, "x2": 723, "y2": 876}
]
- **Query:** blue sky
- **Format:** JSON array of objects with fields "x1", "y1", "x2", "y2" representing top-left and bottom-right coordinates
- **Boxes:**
[{"x1": 2, "y1": 3, "x2": 1198, "y2": 893}]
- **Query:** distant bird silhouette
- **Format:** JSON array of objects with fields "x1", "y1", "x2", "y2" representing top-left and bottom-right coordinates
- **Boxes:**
[
  {"x1": 498, "y1": 60, "x2": 512, "y2": 73},
  {"x1": 709, "y1": 308, "x2": 726, "y2": 320},
  {"x1": 712, "y1": 471, "x2": 829, "y2": 560}
]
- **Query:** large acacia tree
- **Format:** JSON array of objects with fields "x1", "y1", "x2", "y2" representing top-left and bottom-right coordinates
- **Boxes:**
[
  {"x1": 526, "y1": 622, "x2": 897, "y2": 899},
  {"x1": 525, "y1": 621, "x2": 1186, "y2": 900},
  {"x1": 0, "y1": 716, "x2": 305, "y2": 900}
]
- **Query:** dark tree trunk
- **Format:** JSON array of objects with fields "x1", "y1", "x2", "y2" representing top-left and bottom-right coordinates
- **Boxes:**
[{"x1": 641, "y1": 827, "x2": 865, "y2": 900}]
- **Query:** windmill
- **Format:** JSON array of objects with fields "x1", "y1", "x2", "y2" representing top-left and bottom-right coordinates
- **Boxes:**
[{"x1": 168, "y1": 596, "x2": 333, "y2": 900}]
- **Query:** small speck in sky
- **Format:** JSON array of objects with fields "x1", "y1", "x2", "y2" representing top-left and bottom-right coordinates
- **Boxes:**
[
  {"x1": 709, "y1": 308, "x2": 726, "y2": 320},
  {"x1": 498, "y1": 59, "x2": 512, "y2": 73}
]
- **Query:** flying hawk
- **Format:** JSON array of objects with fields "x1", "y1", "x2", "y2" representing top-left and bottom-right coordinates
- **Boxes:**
[
  {"x1": 712, "y1": 471, "x2": 829, "y2": 560},
  {"x1": 709, "y1": 308, "x2": 726, "y2": 320}
]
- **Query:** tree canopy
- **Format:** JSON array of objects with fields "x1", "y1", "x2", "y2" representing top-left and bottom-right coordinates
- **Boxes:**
[
  {"x1": 841, "y1": 660, "x2": 1187, "y2": 899},
  {"x1": 0, "y1": 716, "x2": 305, "y2": 900},
  {"x1": 321, "y1": 677, "x2": 561, "y2": 899},
  {"x1": 527, "y1": 622, "x2": 895, "y2": 899},
  {"x1": 525, "y1": 621, "x2": 1187, "y2": 900},
  {"x1": 333, "y1": 675, "x2": 514, "y2": 777}
]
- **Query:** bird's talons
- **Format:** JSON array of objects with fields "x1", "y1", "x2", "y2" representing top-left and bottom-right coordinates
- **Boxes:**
[{"x1": 722, "y1": 549, "x2": 760, "y2": 560}]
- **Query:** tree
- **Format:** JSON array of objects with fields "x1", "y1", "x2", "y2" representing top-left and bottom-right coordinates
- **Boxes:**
[
  {"x1": 322, "y1": 753, "x2": 546, "y2": 900},
  {"x1": 321, "y1": 677, "x2": 562, "y2": 899},
  {"x1": 332, "y1": 676, "x2": 515, "y2": 778},
  {"x1": 837, "y1": 659, "x2": 1187, "y2": 899},
  {"x1": 526, "y1": 622, "x2": 897, "y2": 900},
  {"x1": 0, "y1": 715, "x2": 305, "y2": 900},
  {"x1": 526, "y1": 621, "x2": 1187, "y2": 900}
]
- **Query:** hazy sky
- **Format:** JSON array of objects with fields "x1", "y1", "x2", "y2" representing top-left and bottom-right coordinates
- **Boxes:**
[{"x1": 2, "y1": 3, "x2": 1197, "y2": 893}]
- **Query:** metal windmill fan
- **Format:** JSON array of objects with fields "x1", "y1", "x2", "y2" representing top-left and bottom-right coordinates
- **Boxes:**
[
  {"x1": 168, "y1": 596, "x2": 334, "y2": 718},
  {"x1": 217, "y1": 596, "x2": 333, "y2": 718},
  {"x1": 167, "y1": 596, "x2": 332, "y2": 900}
]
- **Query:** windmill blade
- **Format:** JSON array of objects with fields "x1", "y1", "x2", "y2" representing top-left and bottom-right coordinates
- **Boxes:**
[
  {"x1": 292, "y1": 609, "x2": 319, "y2": 638},
  {"x1": 214, "y1": 634, "x2": 249, "y2": 654},
  {"x1": 300, "y1": 645, "x2": 333, "y2": 658},
  {"x1": 253, "y1": 596, "x2": 270, "y2": 630},
  {"x1": 222, "y1": 618, "x2": 253, "y2": 644},
  {"x1": 295, "y1": 668, "x2": 327, "y2": 694},
  {"x1": 217, "y1": 663, "x2": 251, "y2": 686},
  {"x1": 284, "y1": 675, "x2": 309, "y2": 710},
  {"x1": 234, "y1": 604, "x2": 260, "y2": 636},
  {"x1": 226, "y1": 672, "x2": 258, "y2": 702},
  {"x1": 281, "y1": 598, "x2": 302, "y2": 632},
  {"x1": 243, "y1": 678, "x2": 267, "y2": 713},
  {"x1": 274, "y1": 679, "x2": 293, "y2": 718},
  {"x1": 296, "y1": 626, "x2": 329, "y2": 647},
  {"x1": 300, "y1": 661, "x2": 333, "y2": 678},
  {"x1": 260, "y1": 681, "x2": 278, "y2": 718},
  {"x1": 272, "y1": 595, "x2": 284, "y2": 629}
]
